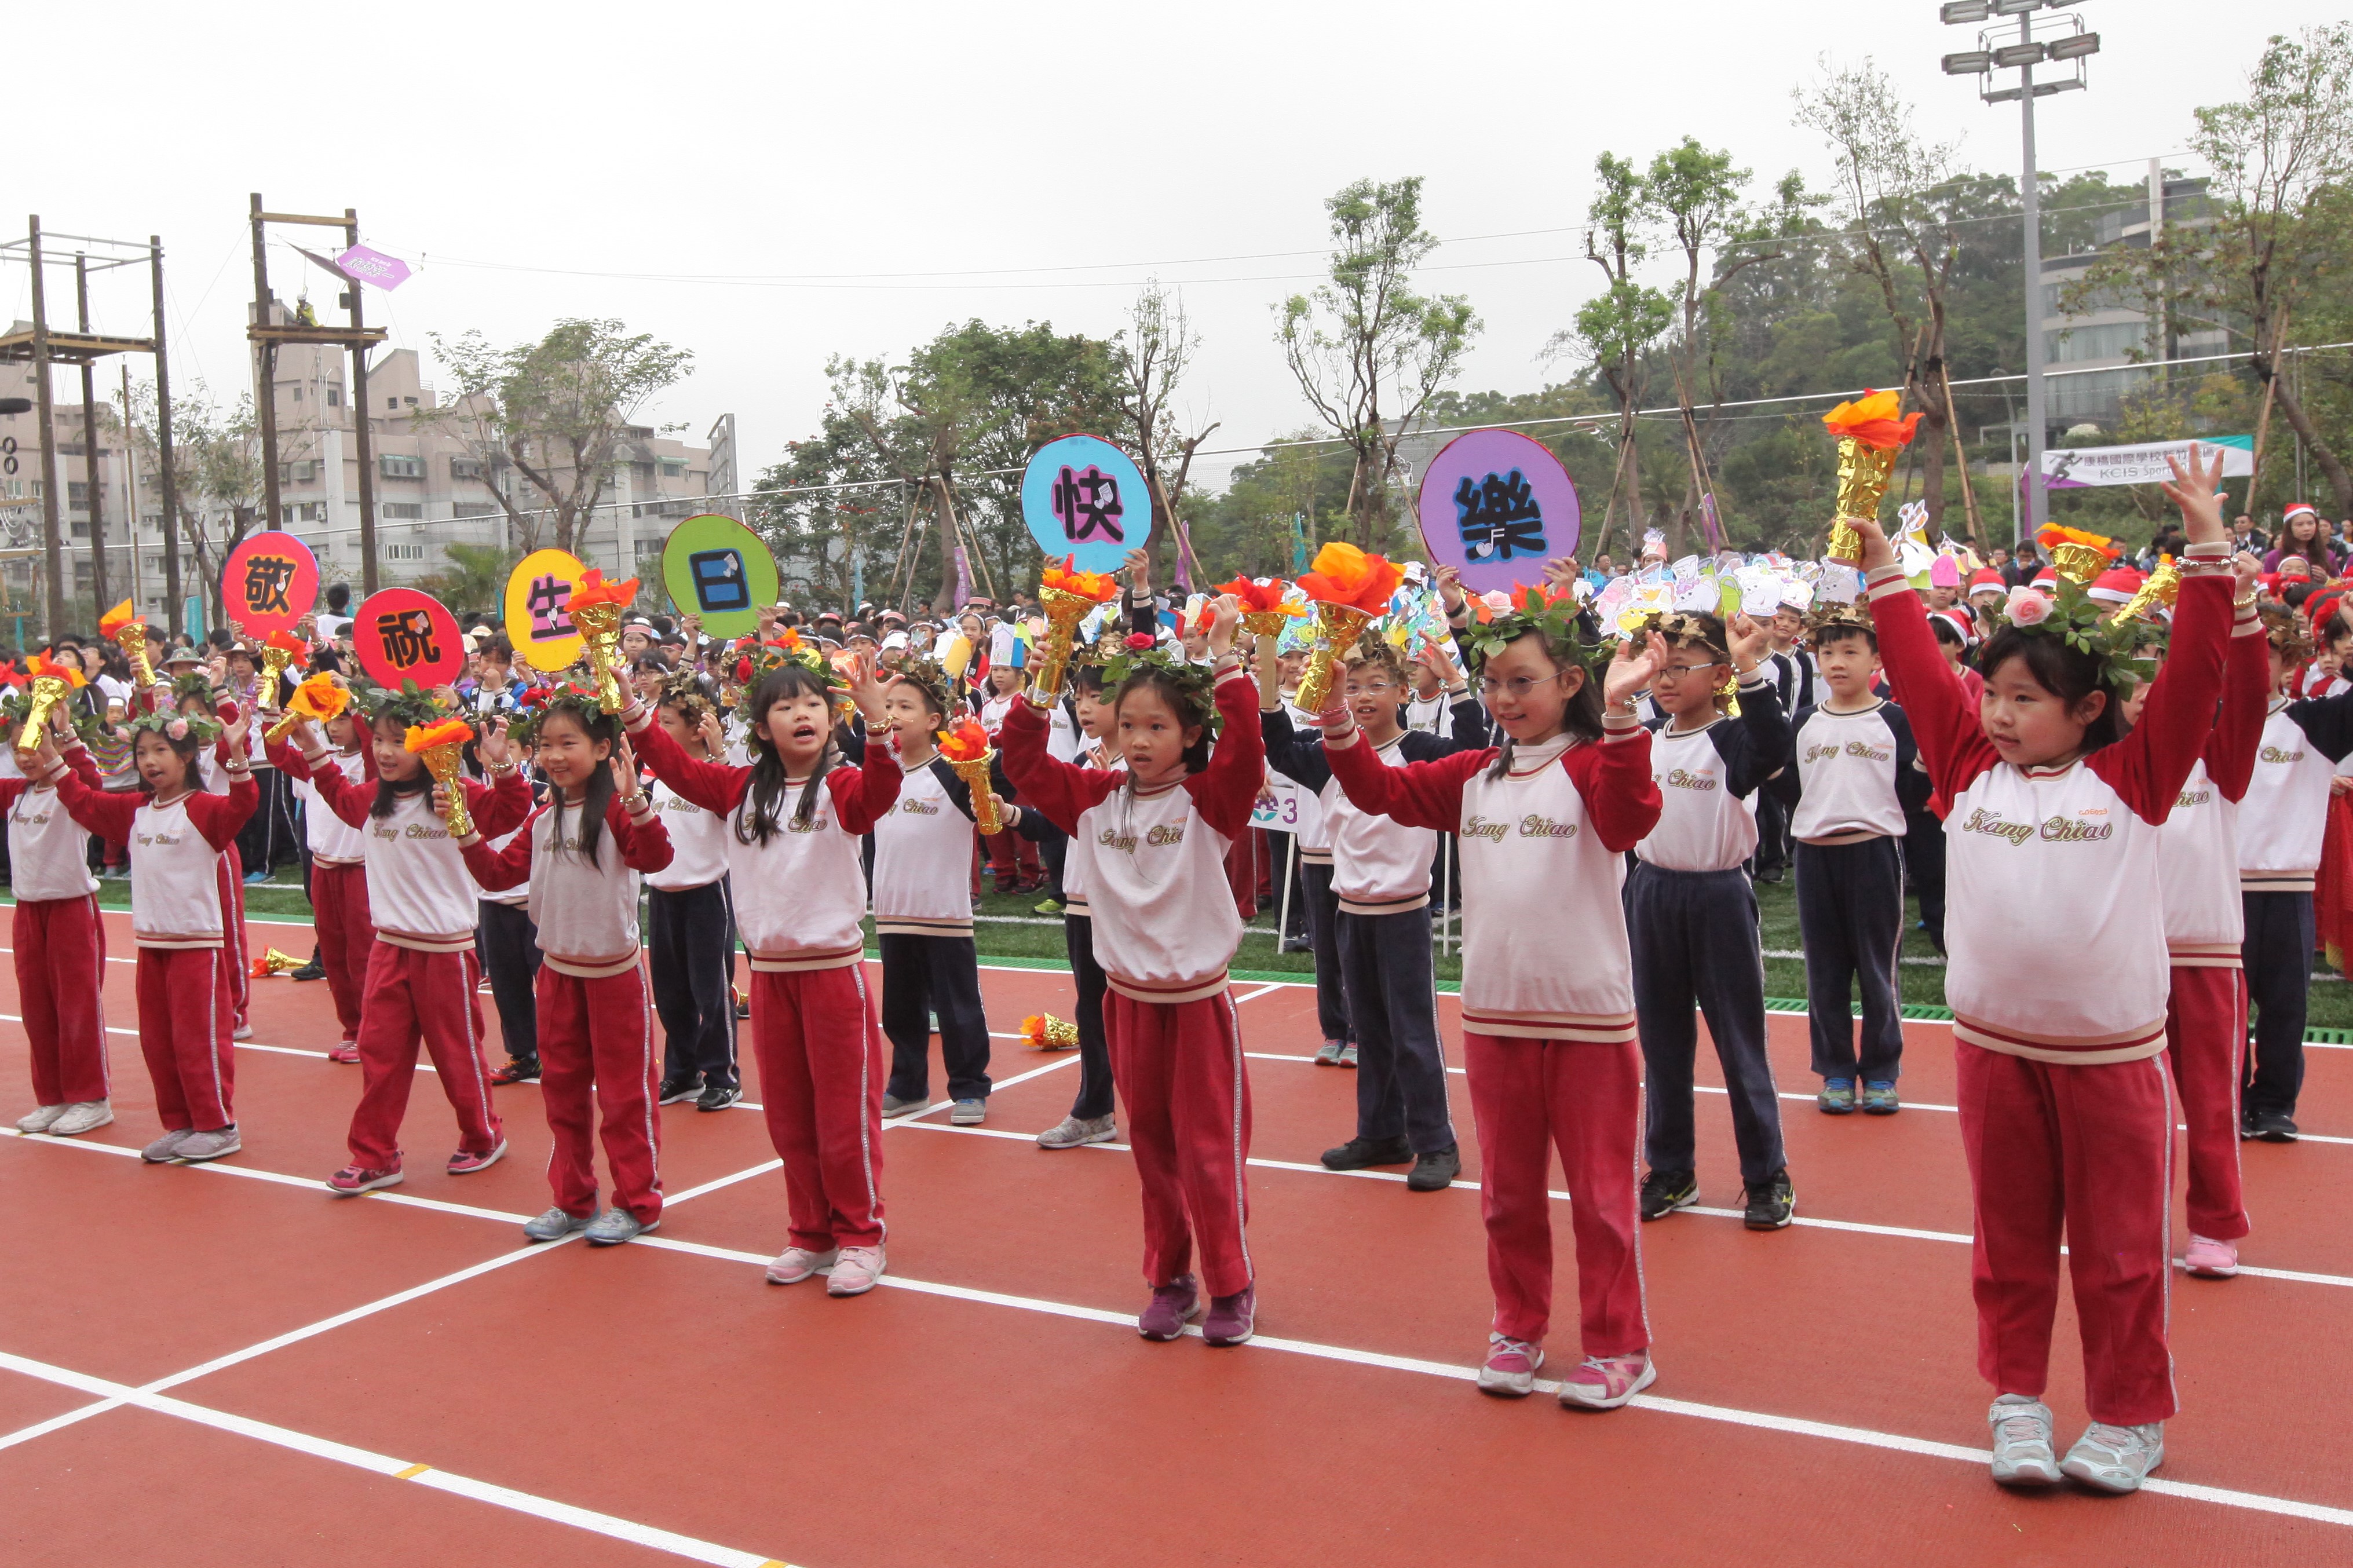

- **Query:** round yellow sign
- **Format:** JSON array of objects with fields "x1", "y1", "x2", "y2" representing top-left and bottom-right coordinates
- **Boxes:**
[{"x1": 502, "y1": 548, "x2": 589, "y2": 672}]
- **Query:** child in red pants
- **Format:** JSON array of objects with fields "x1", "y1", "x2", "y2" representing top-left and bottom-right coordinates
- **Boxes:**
[
  {"x1": 43, "y1": 707, "x2": 258, "y2": 1164},
  {"x1": 623, "y1": 647, "x2": 903, "y2": 1294},
  {"x1": 279, "y1": 699, "x2": 531, "y2": 1196},
  {"x1": 7, "y1": 714, "x2": 113, "y2": 1136},
  {"x1": 1862, "y1": 445, "x2": 2233, "y2": 1495},
  {"x1": 273, "y1": 701, "x2": 374, "y2": 1061},
  {"x1": 1002, "y1": 592, "x2": 1269, "y2": 1346},
  {"x1": 460, "y1": 692, "x2": 673, "y2": 1246},
  {"x1": 1318, "y1": 589, "x2": 1667, "y2": 1408}
]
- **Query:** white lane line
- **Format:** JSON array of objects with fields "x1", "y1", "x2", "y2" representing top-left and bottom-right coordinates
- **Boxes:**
[
  {"x1": 0, "y1": 1348, "x2": 792, "y2": 1567},
  {"x1": 886, "y1": 1049, "x2": 1082, "y2": 1123},
  {"x1": 626, "y1": 1233, "x2": 2353, "y2": 1532},
  {"x1": 1231, "y1": 983, "x2": 1287, "y2": 1004}
]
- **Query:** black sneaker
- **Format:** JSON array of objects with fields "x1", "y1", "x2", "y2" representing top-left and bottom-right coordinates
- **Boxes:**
[
  {"x1": 1639, "y1": 1168, "x2": 1698, "y2": 1220},
  {"x1": 1405, "y1": 1146, "x2": 1461, "y2": 1191},
  {"x1": 2246, "y1": 1110, "x2": 2300, "y2": 1143},
  {"x1": 1742, "y1": 1168, "x2": 1796, "y2": 1230},
  {"x1": 289, "y1": 946, "x2": 327, "y2": 982},
  {"x1": 696, "y1": 1083, "x2": 741, "y2": 1112},
  {"x1": 1321, "y1": 1135, "x2": 1413, "y2": 1171},
  {"x1": 488, "y1": 1057, "x2": 540, "y2": 1085},
  {"x1": 658, "y1": 1074, "x2": 703, "y2": 1106}
]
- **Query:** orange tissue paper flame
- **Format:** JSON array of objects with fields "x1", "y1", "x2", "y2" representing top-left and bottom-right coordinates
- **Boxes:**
[
  {"x1": 289, "y1": 674, "x2": 348, "y2": 720},
  {"x1": 567, "y1": 569, "x2": 640, "y2": 611},
  {"x1": 936, "y1": 719, "x2": 992, "y2": 762},
  {"x1": 1215, "y1": 575, "x2": 1301, "y2": 614},
  {"x1": 1821, "y1": 389, "x2": 1924, "y2": 451},
  {"x1": 98, "y1": 598, "x2": 140, "y2": 637},
  {"x1": 2036, "y1": 522, "x2": 2119, "y2": 558},
  {"x1": 1041, "y1": 556, "x2": 1120, "y2": 602},
  {"x1": 1020, "y1": 1015, "x2": 1048, "y2": 1046},
  {"x1": 403, "y1": 717, "x2": 474, "y2": 752},
  {"x1": 264, "y1": 629, "x2": 309, "y2": 657},
  {"x1": 1298, "y1": 543, "x2": 1404, "y2": 613},
  {"x1": 24, "y1": 653, "x2": 86, "y2": 688}
]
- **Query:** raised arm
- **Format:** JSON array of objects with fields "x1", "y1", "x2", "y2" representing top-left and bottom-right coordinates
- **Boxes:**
[
  {"x1": 1185, "y1": 664, "x2": 1267, "y2": 839},
  {"x1": 1569, "y1": 719, "x2": 1664, "y2": 852},
  {"x1": 2088, "y1": 573, "x2": 2230, "y2": 822},
  {"x1": 2206, "y1": 594, "x2": 2270, "y2": 801},
  {"x1": 608, "y1": 790, "x2": 673, "y2": 873},
  {"x1": 824, "y1": 740, "x2": 905, "y2": 836},
  {"x1": 624, "y1": 700, "x2": 751, "y2": 816},
  {"x1": 458, "y1": 806, "x2": 540, "y2": 892},
  {"x1": 1722, "y1": 666, "x2": 1792, "y2": 799},
  {"x1": 1259, "y1": 705, "x2": 1332, "y2": 793},
  {"x1": 184, "y1": 773, "x2": 260, "y2": 852},
  {"x1": 460, "y1": 766, "x2": 534, "y2": 839},
  {"x1": 1865, "y1": 565, "x2": 1998, "y2": 813},
  {"x1": 48, "y1": 764, "x2": 142, "y2": 842},
  {"x1": 1001, "y1": 695, "x2": 1121, "y2": 836},
  {"x1": 1323, "y1": 734, "x2": 1484, "y2": 833}
]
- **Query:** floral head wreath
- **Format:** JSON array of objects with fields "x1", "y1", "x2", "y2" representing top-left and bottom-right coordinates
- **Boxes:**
[
  {"x1": 356, "y1": 678, "x2": 452, "y2": 733},
  {"x1": 2257, "y1": 602, "x2": 2314, "y2": 664},
  {"x1": 169, "y1": 671, "x2": 217, "y2": 709},
  {"x1": 1462, "y1": 583, "x2": 1600, "y2": 672},
  {"x1": 1099, "y1": 632, "x2": 1222, "y2": 733},
  {"x1": 1802, "y1": 600, "x2": 1876, "y2": 649},
  {"x1": 651, "y1": 667, "x2": 715, "y2": 728},
  {"x1": 507, "y1": 677, "x2": 602, "y2": 747},
  {"x1": 1647, "y1": 611, "x2": 1728, "y2": 653},
  {"x1": 726, "y1": 627, "x2": 850, "y2": 726},
  {"x1": 1991, "y1": 576, "x2": 2157, "y2": 695},
  {"x1": 123, "y1": 706, "x2": 222, "y2": 747}
]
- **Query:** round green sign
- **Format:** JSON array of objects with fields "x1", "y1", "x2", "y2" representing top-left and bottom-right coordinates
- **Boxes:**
[{"x1": 660, "y1": 514, "x2": 779, "y2": 638}]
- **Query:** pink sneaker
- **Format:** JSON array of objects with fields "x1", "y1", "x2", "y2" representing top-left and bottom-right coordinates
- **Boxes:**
[
  {"x1": 326, "y1": 1163, "x2": 404, "y2": 1196},
  {"x1": 2182, "y1": 1235, "x2": 2240, "y2": 1278},
  {"x1": 826, "y1": 1245, "x2": 885, "y2": 1296},
  {"x1": 1477, "y1": 1334, "x2": 1544, "y2": 1397},
  {"x1": 1138, "y1": 1275, "x2": 1201, "y2": 1340},
  {"x1": 446, "y1": 1141, "x2": 506, "y2": 1175},
  {"x1": 327, "y1": 1041, "x2": 361, "y2": 1065},
  {"x1": 765, "y1": 1246, "x2": 838, "y2": 1285},
  {"x1": 1558, "y1": 1350, "x2": 1656, "y2": 1410}
]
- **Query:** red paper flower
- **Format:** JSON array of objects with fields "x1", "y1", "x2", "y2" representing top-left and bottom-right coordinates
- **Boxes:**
[
  {"x1": 1124, "y1": 632, "x2": 1156, "y2": 651},
  {"x1": 1297, "y1": 543, "x2": 1404, "y2": 613}
]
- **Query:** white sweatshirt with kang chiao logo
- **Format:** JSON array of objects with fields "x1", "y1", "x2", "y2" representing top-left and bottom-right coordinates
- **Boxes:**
[
  {"x1": 1869, "y1": 559, "x2": 2230, "y2": 1065},
  {"x1": 2235, "y1": 693, "x2": 2353, "y2": 892},
  {"x1": 1634, "y1": 671, "x2": 1789, "y2": 873},
  {"x1": 2154, "y1": 604, "x2": 2268, "y2": 963},
  {"x1": 1769, "y1": 699, "x2": 1923, "y2": 843}
]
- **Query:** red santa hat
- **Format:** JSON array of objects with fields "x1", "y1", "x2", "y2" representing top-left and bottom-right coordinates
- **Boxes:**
[
  {"x1": 1967, "y1": 566, "x2": 2006, "y2": 597},
  {"x1": 2087, "y1": 566, "x2": 2144, "y2": 606},
  {"x1": 2284, "y1": 501, "x2": 2320, "y2": 525},
  {"x1": 2030, "y1": 565, "x2": 2058, "y2": 591},
  {"x1": 1927, "y1": 609, "x2": 1976, "y2": 647}
]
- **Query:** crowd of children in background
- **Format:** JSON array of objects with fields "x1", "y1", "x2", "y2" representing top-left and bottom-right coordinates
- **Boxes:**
[{"x1": 5, "y1": 448, "x2": 2341, "y2": 1497}]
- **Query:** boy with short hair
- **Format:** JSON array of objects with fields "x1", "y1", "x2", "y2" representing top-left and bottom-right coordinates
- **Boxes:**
[{"x1": 1767, "y1": 605, "x2": 1926, "y2": 1114}]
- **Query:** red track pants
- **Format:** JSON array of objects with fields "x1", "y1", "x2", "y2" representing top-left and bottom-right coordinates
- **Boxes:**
[
  {"x1": 2165, "y1": 965, "x2": 2249, "y2": 1243},
  {"x1": 345, "y1": 944, "x2": 503, "y2": 1171},
  {"x1": 217, "y1": 849, "x2": 249, "y2": 1032},
  {"x1": 1464, "y1": 1033, "x2": 1647, "y2": 1355},
  {"x1": 538, "y1": 963, "x2": 663, "y2": 1224},
  {"x1": 1106, "y1": 989, "x2": 1254, "y2": 1298},
  {"x1": 311, "y1": 864, "x2": 374, "y2": 1043},
  {"x1": 1954, "y1": 1041, "x2": 2176, "y2": 1427},
  {"x1": 15, "y1": 896, "x2": 108, "y2": 1105},
  {"x1": 135, "y1": 946, "x2": 234, "y2": 1131},
  {"x1": 751, "y1": 965, "x2": 886, "y2": 1251}
]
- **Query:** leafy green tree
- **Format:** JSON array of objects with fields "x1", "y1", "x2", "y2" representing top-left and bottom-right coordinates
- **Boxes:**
[
  {"x1": 1277, "y1": 177, "x2": 1479, "y2": 551},
  {"x1": 415, "y1": 543, "x2": 520, "y2": 619},
  {"x1": 1555, "y1": 152, "x2": 1672, "y2": 560}
]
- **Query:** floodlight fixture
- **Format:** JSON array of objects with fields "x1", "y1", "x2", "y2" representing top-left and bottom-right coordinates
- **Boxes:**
[
  {"x1": 1941, "y1": 1, "x2": 1993, "y2": 20},
  {"x1": 1992, "y1": 41, "x2": 2047, "y2": 66},
  {"x1": 1943, "y1": 50, "x2": 1994, "y2": 74},
  {"x1": 2045, "y1": 31, "x2": 2101, "y2": 60},
  {"x1": 1992, "y1": 0, "x2": 2043, "y2": 14}
]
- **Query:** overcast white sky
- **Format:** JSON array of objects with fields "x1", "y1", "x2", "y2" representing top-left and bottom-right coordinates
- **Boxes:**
[{"x1": 13, "y1": 1, "x2": 2345, "y2": 495}]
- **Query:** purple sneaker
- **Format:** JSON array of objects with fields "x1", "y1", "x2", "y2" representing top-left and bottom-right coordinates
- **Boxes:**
[
  {"x1": 1137, "y1": 1275, "x2": 1201, "y2": 1340},
  {"x1": 1203, "y1": 1285, "x2": 1255, "y2": 1347}
]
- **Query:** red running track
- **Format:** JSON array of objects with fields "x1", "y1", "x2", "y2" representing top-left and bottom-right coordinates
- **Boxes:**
[{"x1": 0, "y1": 905, "x2": 2348, "y2": 1566}]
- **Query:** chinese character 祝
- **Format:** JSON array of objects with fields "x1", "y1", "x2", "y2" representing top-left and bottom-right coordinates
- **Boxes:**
[
  {"x1": 1050, "y1": 464, "x2": 1125, "y2": 544},
  {"x1": 378, "y1": 609, "x2": 441, "y2": 669},
  {"x1": 525, "y1": 574, "x2": 575, "y2": 638},
  {"x1": 242, "y1": 554, "x2": 297, "y2": 616},
  {"x1": 1454, "y1": 469, "x2": 1547, "y2": 562}
]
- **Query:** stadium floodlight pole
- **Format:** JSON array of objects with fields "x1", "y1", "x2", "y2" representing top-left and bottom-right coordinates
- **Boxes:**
[{"x1": 1942, "y1": 0, "x2": 2099, "y2": 542}]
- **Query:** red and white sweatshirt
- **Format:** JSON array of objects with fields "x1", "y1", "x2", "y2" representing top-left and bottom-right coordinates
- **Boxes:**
[
  {"x1": 1870, "y1": 558, "x2": 2230, "y2": 1064},
  {"x1": 1323, "y1": 716, "x2": 1662, "y2": 1041},
  {"x1": 53, "y1": 770, "x2": 258, "y2": 948},
  {"x1": 3, "y1": 740, "x2": 103, "y2": 902},
  {"x1": 2155, "y1": 602, "x2": 2269, "y2": 964},
  {"x1": 296, "y1": 754, "x2": 532, "y2": 952},
  {"x1": 1001, "y1": 665, "x2": 1265, "y2": 1004},
  {"x1": 2235, "y1": 685, "x2": 2353, "y2": 893},
  {"x1": 624, "y1": 707, "x2": 902, "y2": 972},
  {"x1": 461, "y1": 792, "x2": 673, "y2": 977},
  {"x1": 1051, "y1": 732, "x2": 1119, "y2": 919}
]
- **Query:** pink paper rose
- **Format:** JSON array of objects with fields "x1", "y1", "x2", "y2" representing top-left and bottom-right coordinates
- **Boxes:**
[{"x1": 2004, "y1": 587, "x2": 2054, "y2": 628}]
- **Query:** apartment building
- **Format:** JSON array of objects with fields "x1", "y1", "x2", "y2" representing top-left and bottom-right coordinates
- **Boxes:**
[{"x1": 2038, "y1": 176, "x2": 2227, "y2": 430}]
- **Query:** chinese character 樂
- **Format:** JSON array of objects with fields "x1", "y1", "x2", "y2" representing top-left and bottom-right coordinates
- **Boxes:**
[
  {"x1": 242, "y1": 555, "x2": 297, "y2": 616},
  {"x1": 1453, "y1": 469, "x2": 1547, "y2": 562},
  {"x1": 378, "y1": 609, "x2": 441, "y2": 670},
  {"x1": 1050, "y1": 464, "x2": 1126, "y2": 545},
  {"x1": 525, "y1": 575, "x2": 575, "y2": 638}
]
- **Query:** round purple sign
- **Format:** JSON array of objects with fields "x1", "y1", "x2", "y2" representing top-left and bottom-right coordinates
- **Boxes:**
[{"x1": 1413, "y1": 429, "x2": 1581, "y2": 594}]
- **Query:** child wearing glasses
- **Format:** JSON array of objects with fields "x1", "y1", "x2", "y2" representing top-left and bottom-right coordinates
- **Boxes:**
[{"x1": 1621, "y1": 612, "x2": 1796, "y2": 1231}]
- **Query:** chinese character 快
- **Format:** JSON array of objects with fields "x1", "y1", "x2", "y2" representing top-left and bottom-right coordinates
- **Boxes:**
[
  {"x1": 242, "y1": 555, "x2": 297, "y2": 616},
  {"x1": 1050, "y1": 464, "x2": 1126, "y2": 544},
  {"x1": 525, "y1": 575, "x2": 575, "y2": 638},
  {"x1": 1454, "y1": 470, "x2": 1546, "y2": 562},
  {"x1": 378, "y1": 609, "x2": 441, "y2": 669}
]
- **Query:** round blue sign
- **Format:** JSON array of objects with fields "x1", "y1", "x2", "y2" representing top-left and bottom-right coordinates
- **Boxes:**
[{"x1": 1020, "y1": 434, "x2": 1149, "y2": 575}]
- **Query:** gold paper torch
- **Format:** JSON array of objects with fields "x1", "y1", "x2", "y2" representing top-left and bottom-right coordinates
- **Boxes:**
[
  {"x1": 1020, "y1": 1013, "x2": 1080, "y2": 1050},
  {"x1": 99, "y1": 600, "x2": 155, "y2": 690},
  {"x1": 1032, "y1": 558, "x2": 1121, "y2": 703},
  {"x1": 565, "y1": 569, "x2": 641, "y2": 713},
  {"x1": 14, "y1": 657, "x2": 84, "y2": 759},
  {"x1": 404, "y1": 718, "x2": 476, "y2": 838},
  {"x1": 936, "y1": 721, "x2": 1003, "y2": 834},
  {"x1": 1293, "y1": 544, "x2": 1405, "y2": 717},
  {"x1": 2109, "y1": 557, "x2": 2183, "y2": 627},
  {"x1": 1819, "y1": 392, "x2": 1923, "y2": 565},
  {"x1": 1294, "y1": 602, "x2": 1376, "y2": 715}
]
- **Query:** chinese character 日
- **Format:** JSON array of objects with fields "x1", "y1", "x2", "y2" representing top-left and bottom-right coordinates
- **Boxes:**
[
  {"x1": 242, "y1": 554, "x2": 297, "y2": 616},
  {"x1": 1454, "y1": 469, "x2": 1547, "y2": 562},
  {"x1": 1050, "y1": 464, "x2": 1126, "y2": 544},
  {"x1": 377, "y1": 609, "x2": 441, "y2": 669},
  {"x1": 525, "y1": 575, "x2": 575, "y2": 638}
]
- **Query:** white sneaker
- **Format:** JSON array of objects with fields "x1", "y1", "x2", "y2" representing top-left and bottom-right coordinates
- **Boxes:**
[
  {"x1": 14, "y1": 1103, "x2": 67, "y2": 1134},
  {"x1": 2060, "y1": 1421, "x2": 2164, "y2": 1493},
  {"x1": 174, "y1": 1127, "x2": 242, "y2": 1163},
  {"x1": 48, "y1": 1102, "x2": 113, "y2": 1136},
  {"x1": 827, "y1": 1245, "x2": 885, "y2": 1296},
  {"x1": 1987, "y1": 1395, "x2": 2061, "y2": 1486},
  {"x1": 232, "y1": 1024, "x2": 254, "y2": 1041},
  {"x1": 950, "y1": 1098, "x2": 986, "y2": 1126},
  {"x1": 766, "y1": 1245, "x2": 838, "y2": 1285},
  {"x1": 1477, "y1": 1333, "x2": 1544, "y2": 1398},
  {"x1": 1038, "y1": 1113, "x2": 1117, "y2": 1149}
]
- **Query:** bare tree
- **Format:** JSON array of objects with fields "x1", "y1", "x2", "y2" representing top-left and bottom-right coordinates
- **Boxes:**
[
  {"x1": 1115, "y1": 280, "x2": 1221, "y2": 585},
  {"x1": 1552, "y1": 152, "x2": 1672, "y2": 560},
  {"x1": 1277, "y1": 177, "x2": 1479, "y2": 549}
]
